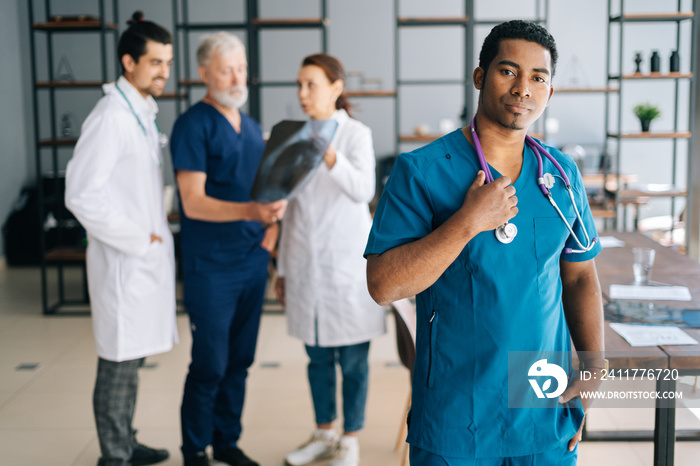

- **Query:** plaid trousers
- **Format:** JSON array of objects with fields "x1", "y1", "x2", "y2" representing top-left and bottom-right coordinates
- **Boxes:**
[{"x1": 93, "y1": 357, "x2": 144, "y2": 466}]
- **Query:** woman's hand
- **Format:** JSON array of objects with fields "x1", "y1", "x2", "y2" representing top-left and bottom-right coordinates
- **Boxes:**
[{"x1": 323, "y1": 146, "x2": 337, "y2": 169}]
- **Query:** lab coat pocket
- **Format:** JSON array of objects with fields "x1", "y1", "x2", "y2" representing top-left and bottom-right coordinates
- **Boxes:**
[
  {"x1": 533, "y1": 217, "x2": 574, "y2": 295},
  {"x1": 120, "y1": 242, "x2": 164, "y2": 300},
  {"x1": 427, "y1": 309, "x2": 439, "y2": 388}
]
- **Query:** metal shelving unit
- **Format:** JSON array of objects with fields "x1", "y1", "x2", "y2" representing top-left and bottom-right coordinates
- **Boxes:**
[
  {"x1": 173, "y1": 0, "x2": 329, "y2": 122},
  {"x1": 28, "y1": 0, "x2": 119, "y2": 314},
  {"x1": 604, "y1": 0, "x2": 697, "y2": 239},
  {"x1": 393, "y1": 1, "x2": 549, "y2": 152}
]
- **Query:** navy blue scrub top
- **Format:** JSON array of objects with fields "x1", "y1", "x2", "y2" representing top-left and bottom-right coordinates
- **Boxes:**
[
  {"x1": 170, "y1": 102, "x2": 268, "y2": 280},
  {"x1": 365, "y1": 129, "x2": 602, "y2": 458}
]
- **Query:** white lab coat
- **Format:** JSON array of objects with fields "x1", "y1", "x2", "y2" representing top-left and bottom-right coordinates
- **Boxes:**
[
  {"x1": 277, "y1": 109, "x2": 385, "y2": 347},
  {"x1": 65, "y1": 76, "x2": 178, "y2": 362}
]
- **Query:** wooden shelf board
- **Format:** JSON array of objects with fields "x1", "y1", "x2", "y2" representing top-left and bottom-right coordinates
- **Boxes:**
[
  {"x1": 608, "y1": 131, "x2": 691, "y2": 139},
  {"x1": 620, "y1": 72, "x2": 693, "y2": 79},
  {"x1": 398, "y1": 16, "x2": 469, "y2": 24},
  {"x1": 252, "y1": 18, "x2": 326, "y2": 26},
  {"x1": 179, "y1": 79, "x2": 205, "y2": 86},
  {"x1": 345, "y1": 90, "x2": 396, "y2": 97},
  {"x1": 157, "y1": 92, "x2": 188, "y2": 99},
  {"x1": 618, "y1": 188, "x2": 687, "y2": 199},
  {"x1": 39, "y1": 139, "x2": 78, "y2": 147},
  {"x1": 45, "y1": 246, "x2": 86, "y2": 262},
  {"x1": 400, "y1": 134, "x2": 442, "y2": 142},
  {"x1": 614, "y1": 12, "x2": 695, "y2": 21},
  {"x1": 36, "y1": 80, "x2": 104, "y2": 88},
  {"x1": 33, "y1": 21, "x2": 117, "y2": 30},
  {"x1": 556, "y1": 86, "x2": 618, "y2": 93},
  {"x1": 591, "y1": 207, "x2": 617, "y2": 219}
]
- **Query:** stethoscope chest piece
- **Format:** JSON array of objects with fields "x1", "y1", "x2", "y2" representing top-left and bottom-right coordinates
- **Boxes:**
[{"x1": 495, "y1": 222, "x2": 517, "y2": 244}]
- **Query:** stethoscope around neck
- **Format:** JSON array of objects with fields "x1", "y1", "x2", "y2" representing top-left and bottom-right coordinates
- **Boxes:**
[
  {"x1": 469, "y1": 116, "x2": 597, "y2": 254},
  {"x1": 115, "y1": 82, "x2": 167, "y2": 167}
]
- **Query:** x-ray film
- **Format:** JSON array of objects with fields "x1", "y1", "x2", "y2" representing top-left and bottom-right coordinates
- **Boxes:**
[{"x1": 250, "y1": 119, "x2": 338, "y2": 202}]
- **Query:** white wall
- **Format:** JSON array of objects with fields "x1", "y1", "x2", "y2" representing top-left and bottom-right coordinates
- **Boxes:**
[{"x1": 0, "y1": 0, "x2": 33, "y2": 256}]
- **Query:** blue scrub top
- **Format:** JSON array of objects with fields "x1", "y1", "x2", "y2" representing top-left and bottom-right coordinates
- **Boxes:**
[
  {"x1": 170, "y1": 102, "x2": 268, "y2": 281},
  {"x1": 365, "y1": 129, "x2": 602, "y2": 458}
]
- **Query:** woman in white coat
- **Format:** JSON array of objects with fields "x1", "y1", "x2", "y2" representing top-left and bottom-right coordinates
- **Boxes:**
[{"x1": 277, "y1": 53, "x2": 385, "y2": 466}]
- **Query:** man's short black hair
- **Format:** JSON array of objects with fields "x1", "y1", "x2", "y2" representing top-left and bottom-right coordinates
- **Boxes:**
[
  {"x1": 117, "y1": 11, "x2": 172, "y2": 72},
  {"x1": 479, "y1": 20, "x2": 558, "y2": 78}
]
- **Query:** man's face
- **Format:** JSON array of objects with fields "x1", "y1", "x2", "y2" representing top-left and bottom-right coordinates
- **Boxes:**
[
  {"x1": 475, "y1": 38, "x2": 554, "y2": 131},
  {"x1": 124, "y1": 40, "x2": 173, "y2": 98},
  {"x1": 201, "y1": 47, "x2": 248, "y2": 109}
]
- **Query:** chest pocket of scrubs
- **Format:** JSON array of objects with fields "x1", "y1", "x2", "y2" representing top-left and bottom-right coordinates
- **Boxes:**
[{"x1": 533, "y1": 217, "x2": 574, "y2": 294}]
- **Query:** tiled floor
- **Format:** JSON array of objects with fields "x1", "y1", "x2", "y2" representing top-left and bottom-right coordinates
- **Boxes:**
[{"x1": 2, "y1": 262, "x2": 700, "y2": 465}]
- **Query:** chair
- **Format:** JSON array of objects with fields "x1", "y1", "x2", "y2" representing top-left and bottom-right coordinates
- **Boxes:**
[{"x1": 390, "y1": 298, "x2": 416, "y2": 466}]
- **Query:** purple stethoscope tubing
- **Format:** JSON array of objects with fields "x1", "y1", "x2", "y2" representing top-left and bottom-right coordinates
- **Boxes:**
[{"x1": 470, "y1": 116, "x2": 597, "y2": 254}]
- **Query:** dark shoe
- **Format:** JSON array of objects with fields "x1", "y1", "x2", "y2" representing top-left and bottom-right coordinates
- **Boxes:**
[
  {"x1": 129, "y1": 442, "x2": 169, "y2": 465},
  {"x1": 214, "y1": 447, "x2": 260, "y2": 466},
  {"x1": 184, "y1": 452, "x2": 210, "y2": 466}
]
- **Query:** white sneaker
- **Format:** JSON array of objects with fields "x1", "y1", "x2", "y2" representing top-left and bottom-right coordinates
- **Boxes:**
[
  {"x1": 329, "y1": 436, "x2": 359, "y2": 466},
  {"x1": 285, "y1": 429, "x2": 339, "y2": 466}
]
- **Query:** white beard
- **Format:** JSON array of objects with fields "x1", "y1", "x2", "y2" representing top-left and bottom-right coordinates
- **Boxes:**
[{"x1": 213, "y1": 85, "x2": 248, "y2": 109}]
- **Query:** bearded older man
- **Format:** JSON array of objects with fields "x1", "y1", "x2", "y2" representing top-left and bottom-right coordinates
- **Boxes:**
[{"x1": 170, "y1": 31, "x2": 287, "y2": 466}]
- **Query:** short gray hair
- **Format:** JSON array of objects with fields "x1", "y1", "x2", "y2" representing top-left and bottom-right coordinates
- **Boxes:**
[{"x1": 197, "y1": 31, "x2": 246, "y2": 67}]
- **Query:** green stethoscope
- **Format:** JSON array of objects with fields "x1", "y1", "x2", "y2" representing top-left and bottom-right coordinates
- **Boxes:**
[{"x1": 115, "y1": 82, "x2": 167, "y2": 167}]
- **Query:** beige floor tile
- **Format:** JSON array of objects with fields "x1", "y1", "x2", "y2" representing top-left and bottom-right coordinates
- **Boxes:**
[
  {"x1": 0, "y1": 335, "x2": 74, "y2": 365},
  {"x1": 578, "y1": 442, "x2": 649, "y2": 466},
  {"x1": 0, "y1": 360, "x2": 42, "y2": 391},
  {"x1": 132, "y1": 390, "x2": 183, "y2": 429},
  {"x1": 0, "y1": 430, "x2": 94, "y2": 466},
  {"x1": 22, "y1": 361, "x2": 96, "y2": 393},
  {"x1": 0, "y1": 390, "x2": 94, "y2": 429},
  {"x1": 0, "y1": 390, "x2": 15, "y2": 407}
]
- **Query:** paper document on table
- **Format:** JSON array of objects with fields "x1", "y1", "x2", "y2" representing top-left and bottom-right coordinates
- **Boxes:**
[
  {"x1": 599, "y1": 236, "x2": 625, "y2": 248},
  {"x1": 609, "y1": 284, "x2": 692, "y2": 301},
  {"x1": 609, "y1": 322, "x2": 699, "y2": 347}
]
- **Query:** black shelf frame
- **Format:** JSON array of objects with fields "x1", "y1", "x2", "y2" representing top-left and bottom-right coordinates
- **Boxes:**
[
  {"x1": 604, "y1": 0, "x2": 697, "y2": 236},
  {"x1": 29, "y1": 0, "x2": 119, "y2": 315}
]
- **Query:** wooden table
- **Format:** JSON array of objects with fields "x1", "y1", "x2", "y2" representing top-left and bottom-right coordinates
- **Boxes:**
[{"x1": 591, "y1": 232, "x2": 700, "y2": 465}]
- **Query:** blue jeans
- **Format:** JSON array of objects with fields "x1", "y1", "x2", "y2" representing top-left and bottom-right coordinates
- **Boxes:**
[{"x1": 305, "y1": 342, "x2": 370, "y2": 433}]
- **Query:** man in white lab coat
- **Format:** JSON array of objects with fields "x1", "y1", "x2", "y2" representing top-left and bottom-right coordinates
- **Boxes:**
[{"x1": 65, "y1": 11, "x2": 177, "y2": 466}]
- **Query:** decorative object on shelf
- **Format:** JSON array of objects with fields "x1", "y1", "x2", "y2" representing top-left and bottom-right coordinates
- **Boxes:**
[
  {"x1": 56, "y1": 55, "x2": 74, "y2": 81},
  {"x1": 670, "y1": 50, "x2": 680, "y2": 72},
  {"x1": 414, "y1": 124, "x2": 430, "y2": 136},
  {"x1": 633, "y1": 102, "x2": 661, "y2": 132},
  {"x1": 49, "y1": 14, "x2": 98, "y2": 22},
  {"x1": 60, "y1": 112, "x2": 76, "y2": 138},
  {"x1": 650, "y1": 50, "x2": 660, "y2": 72},
  {"x1": 560, "y1": 55, "x2": 590, "y2": 87},
  {"x1": 634, "y1": 52, "x2": 643, "y2": 73},
  {"x1": 361, "y1": 77, "x2": 382, "y2": 90},
  {"x1": 346, "y1": 71, "x2": 363, "y2": 90}
]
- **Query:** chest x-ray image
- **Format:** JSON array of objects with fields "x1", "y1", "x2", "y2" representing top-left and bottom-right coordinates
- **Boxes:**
[{"x1": 250, "y1": 119, "x2": 338, "y2": 202}]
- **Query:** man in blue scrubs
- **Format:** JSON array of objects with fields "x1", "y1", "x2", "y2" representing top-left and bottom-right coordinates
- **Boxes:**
[
  {"x1": 171, "y1": 32, "x2": 287, "y2": 466},
  {"x1": 366, "y1": 21, "x2": 605, "y2": 465}
]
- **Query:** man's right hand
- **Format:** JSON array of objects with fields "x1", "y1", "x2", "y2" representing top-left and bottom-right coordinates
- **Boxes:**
[
  {"x1": 250, "y1": 199, "x2": 288, "y2": 224},
  {"x1": 459, "y1": 170, "x2": 518, "y2": 234}
]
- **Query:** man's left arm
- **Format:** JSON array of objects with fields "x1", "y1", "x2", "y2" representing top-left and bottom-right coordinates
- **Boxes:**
[{"x1": 558, "y1": 258, "x2": 605, "y2": 450}]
